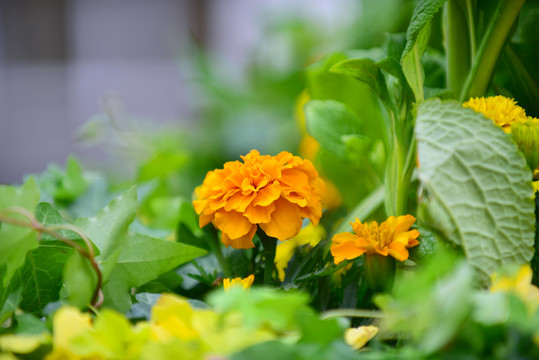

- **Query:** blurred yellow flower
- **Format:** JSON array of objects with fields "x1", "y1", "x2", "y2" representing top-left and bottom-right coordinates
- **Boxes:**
[
  {"x1": 0, "y1": 333, "x2": 50, "y2": 355},
  {"x1": 331, "y1": 215, "x2": 420, "y2": 263},
  {"x1": 490, "y1": 264, "x2": 539, "y2": 312},
  {"x1": 344, "y1": 325, "x2": 378, "y2": 350},
  {"x1": 193, "y1": 150, "x2": 325, "y2": 249},
  {"x1": 274, "y1": 224, "x2": 326, "y2": 281},
  {"x1": 223, "y1": 275, "x2": 255, "y2": 291},
  {"x1": 463, "y1": 96, "x2": 527, "y2": 133}
]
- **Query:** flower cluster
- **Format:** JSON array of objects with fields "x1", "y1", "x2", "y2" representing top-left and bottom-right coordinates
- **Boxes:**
[
  {"x1": 331, "y1": 215, "x2": 420, "y2": 263},
  {"x1": 463, "y1": 95, "x2": 528, "y2": 132},
  {"x1": 193, "y1": 150, "x2": 325, "y2": 249}
]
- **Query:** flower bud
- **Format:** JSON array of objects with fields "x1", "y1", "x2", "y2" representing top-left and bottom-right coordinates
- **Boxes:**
[
  {"x1": 511, "y1": 118, "x2": 539, "y2": 171},
  {"x1": 363, "y1": 254, "x2": 396, "y2": 293}
]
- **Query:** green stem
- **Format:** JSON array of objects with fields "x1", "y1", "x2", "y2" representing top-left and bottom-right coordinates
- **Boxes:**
[
  {"x1": 446, "y1": 0, "x2": 471, "y2": 96},
  {"x1": 258, "y1": 229, "x2": 277, "y2": 285},
  {"x1": 465, "y1": 0, "x2": 477, "y2": 61},
  {"x1": 320, "y1": 309, "x2": 386, "y2": 320},
  {"x1": 203, "y1": 227, "x2": 230, "y2": 278},
  {"x1": 460, "y1": 0, "x2": 527, "y2": 101}
]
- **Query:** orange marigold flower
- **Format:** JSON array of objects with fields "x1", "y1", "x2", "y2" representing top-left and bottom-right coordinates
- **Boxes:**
[
  {"x1": 223, "y1": 275, "x2": 255, "y2": 291},
  {"x1": 463, "y1": 96, "x2": 528, "y2": 133},
  {"x1": 193, "y1": 150, "x2": 325, "y2": 249},
  {"x1": 331, "y1": 215, "x2": 420, "y2": 263}
]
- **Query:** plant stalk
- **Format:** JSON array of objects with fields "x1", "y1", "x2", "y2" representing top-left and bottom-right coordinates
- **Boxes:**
[
  {"x1": 258, "y1": 229, "x2": 277, "y2": 285},
  {"x1": 460, "y1": 0, "x2": 527, "y2": 101}
]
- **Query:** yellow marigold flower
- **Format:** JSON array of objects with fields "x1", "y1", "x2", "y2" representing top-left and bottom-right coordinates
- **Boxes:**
[
  {"x1": 331, "y1": 215, "x2": 420, "y2": 263},
  {"x1": 193, "y1": 150, "x2": 325, "y2": 249},
  {"x1": 223, "y1": 275, "x2": 255, "y2": 291},
  {"x1": 344, "y1": 325, "x2": 378, "y2": 351},
  {"x1": 463, "y1": 95, "x2": 528, "y2": 133},
  {"x1": 274, "y1": 224, "x2": 325, "y2": 281}
]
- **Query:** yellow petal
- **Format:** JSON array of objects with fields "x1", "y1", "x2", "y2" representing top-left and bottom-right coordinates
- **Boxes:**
[{"x1": 345, "y1": 325, "x2": 378, "y2": 350}]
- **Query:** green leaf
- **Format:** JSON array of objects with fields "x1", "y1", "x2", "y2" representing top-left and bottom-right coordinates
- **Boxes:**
[
  {"x1": 76, "y1": 186, "x2": 138, "y2": 280},
  {"x1": 0, "y1": 177, "x2": 40, "y2": 289},
  {"x1": 416, "y1": 99, "x2": 535, "y2": 280},
  {"x1": 54, "y1": 156, "x2": 87, "y2": 203},
  {"x1": 103, "y1": 232, "x2": 207, "y2": 312},
  {"x1": 304, "y1": 100, "x2": 362, "y2": 158},
  {"x1": 401, "y1": 0, "x2": 447, "y2": 101},
  {"x1": 63, "y1": 251, "x2": 97, "y2": 308},
  {"x1": 330, "y1": 58, "x2": 393, "y2": 111},
  {"x1": 18, "y1": 203, "x2": 80, "y2": 313}
]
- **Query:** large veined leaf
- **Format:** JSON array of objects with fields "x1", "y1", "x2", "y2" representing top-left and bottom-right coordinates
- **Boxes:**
[
  {"x1": 77, "y1": 187, "x2": 137, "y2": 280},
  {"x1": 416, "y1": 99, "x2": 535, "y2": 280},
  {"x1": 103, "y1": 232, "x2": 207, "y2": 312}
]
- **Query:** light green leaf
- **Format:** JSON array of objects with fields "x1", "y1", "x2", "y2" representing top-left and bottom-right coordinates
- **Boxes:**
[
  {"x1": 77, "y1": 187, "x2": 137, "y2": 280},
  {"x1": 63, "y1": 251, "x2": 97, "y2": 309},
  {"x1": 0, "y1": 178, "x2": 40, "y2": 289},
  {"x1": 103, "y1": 232, "x2": 207, "y2": 312},
  {"x1": 54, "y1": 156, "x2": 87, "y2": 203},
  {"x1": 304, "y1": 100, "x2": 362, "y2": 158},
  {"x1": 416, "y1": 99, "x2": 535, "y2": 280},
  {"x1": 401, "y1": 0, "x2": 447, "y2": 101},
  {"x1": 330, "y1": 58, "x2": 393, "y2": 111}
]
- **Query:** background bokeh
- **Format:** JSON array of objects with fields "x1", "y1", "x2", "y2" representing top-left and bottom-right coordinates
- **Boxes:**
[{"x1": 0, "y1": 0, "x2": 412, "y2": 184}]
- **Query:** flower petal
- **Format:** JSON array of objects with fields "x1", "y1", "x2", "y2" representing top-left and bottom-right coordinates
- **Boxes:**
[
  {"x1": 259, "y1": 198, "x2": 303, "y2": 240},
  {"x1": 221, "y1": 224, "x2": 257, "y2": 249},
  {"x1": 243, "y1": 202, "x2": 275, "y2": 224},
  {"x1": 331, "y1": 233, "x2": 365, "y2": 264},
  {"x1": 214, "y1": 210, "x2": 253, "y2": 239}
]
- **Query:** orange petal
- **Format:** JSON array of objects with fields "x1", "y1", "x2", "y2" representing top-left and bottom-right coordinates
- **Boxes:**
[
  {"x1": 221, "y1": 225, "x2": 257, "y2": 249},
  {"x1": 192, "y1": 199, "x2": 207, "y2": 215},
  {"x1": 253, "y1": 182, "x2": 282, "y2": 207},
  {"x1": 330, "y1": 233, "x2": 365, "y2": 264},
  {"x1": 214, "y1": 210, "x2": 253, "y2": 239},
  {"x1": 243, "y1": 202, "x2": 275, "y2": 224},
  {"x1": 224, "y1": 192, "x2": 256, "y2": 212},
  {"x1": 388, "y1": 242, "x2": 409, "y2": 262},
  {"x1": 259, "y1": 198, "x2": 303, "y2": 240},
  {"x1": 199, "y1": 214, "x2": 212, "y2": 227}
]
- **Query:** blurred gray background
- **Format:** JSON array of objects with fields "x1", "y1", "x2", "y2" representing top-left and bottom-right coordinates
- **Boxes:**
[{"x1": 0, "y1": 0, "x2": 359, "y2": 184}]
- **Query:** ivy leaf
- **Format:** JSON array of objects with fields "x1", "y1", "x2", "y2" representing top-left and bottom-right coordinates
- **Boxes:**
[
  {"x1": 76, "y1": 187, "x2": 137, "y2": 280},
  {"x1": 416, "y1": 99, "x2": 535, "y2": 281},
  {"x1": 304, "y1": 100, "x2": 362, "y2": 158},
  {"x1": 401, "y1": 0, "x2": 447, "y2": 101},
  {"x1": 0, "y1": 178, "x2": 40, "y2": 289},
  {"x1": 103, "y1": 232, "x2": 207, "y2": 312},
  {"x1": 19, "y1": 203, "x2": 95, "y2": 313}
]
